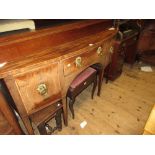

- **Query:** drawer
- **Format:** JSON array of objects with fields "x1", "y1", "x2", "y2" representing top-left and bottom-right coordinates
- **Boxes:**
[
  {"x1": 63, "y1": 39, "x2": 114, "y2": 76},
  {"x1": 14, "y1": 62, "x2": 61, "y2": 114}
]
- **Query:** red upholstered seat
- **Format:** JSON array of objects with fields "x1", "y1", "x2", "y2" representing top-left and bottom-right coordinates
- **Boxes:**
[{"x1": 70, "y1": 67, "x2": 97, "y2": 89}]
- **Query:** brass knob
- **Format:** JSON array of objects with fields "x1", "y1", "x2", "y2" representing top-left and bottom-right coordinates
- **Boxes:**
[
  {"x1": 109, "y1": 46, "x2": 114, "y2": 54},
  {"x1": 75, "y1": 57, "x2": 82, "y2": 67},
  {"x1": 37, "y1": 83, "x2": 48, "y2": 96},
  {"x1": 97, "y1": 46, "x2": 103, "y2": 56}
]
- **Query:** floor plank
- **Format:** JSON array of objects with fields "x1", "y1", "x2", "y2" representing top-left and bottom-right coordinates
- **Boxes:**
[{"x1": 43, "y1": 63, "x2": 155, "y2": 135}]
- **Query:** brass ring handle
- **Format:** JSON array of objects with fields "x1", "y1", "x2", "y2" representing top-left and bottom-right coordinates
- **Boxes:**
[
  {"x1": 37, "y1": 83, "x2": 48, "y2": 96},
  {"x1": 109, "y1": 46, "x2": 114, "y2": 54},
  {"x1": 97, "y1": 46, "x2": 103, "y2": 56},
  {"x1": 75, "y1": 57, "x2": 82, "y2": 67}
]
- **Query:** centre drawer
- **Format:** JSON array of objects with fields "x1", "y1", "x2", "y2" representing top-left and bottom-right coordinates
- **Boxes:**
[
  {"x1": 63, "y1": 48, "x2": 99, "y2": 76},
  {"x1": 14, "y1": 62, "x2": 61, "y2": 114},
  {"x1": 63, "y1": 43, "x2": 112, "y2": 76}
]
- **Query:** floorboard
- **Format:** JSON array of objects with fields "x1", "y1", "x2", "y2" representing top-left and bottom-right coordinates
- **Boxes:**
[{"x1": 36, "y1": 63, "x2": 155, "y2": 135}]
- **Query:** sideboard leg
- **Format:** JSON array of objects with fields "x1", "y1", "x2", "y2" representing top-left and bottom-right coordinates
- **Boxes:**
[
  {"x1": 22, "y1": 117, "x2": 34, "y2": 135},
  {"x1": 62, "y1": 97, "x2": 68, "y2": 126},
  {"x1": 97, "y1": 68, "x2": 104, "y2": 96}
]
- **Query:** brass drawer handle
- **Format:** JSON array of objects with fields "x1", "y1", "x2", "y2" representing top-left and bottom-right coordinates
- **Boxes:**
[
  {"x1": 97, "y1": 46, "x2": 103, "y2": 56},
  {"x1": 37, "y1": 83, "x2": 48, "y2": 96},
  {"x1": 75, "y1": 57, "x2": 82, "y2": 67},
  {"x1": 109, "y1": 46, "x2": 114, "y2": 54}
]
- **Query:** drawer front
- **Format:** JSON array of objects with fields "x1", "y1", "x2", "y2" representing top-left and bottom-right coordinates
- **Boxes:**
[
  {"x1": 63, "y1": 49, "x2": 98, "y2": 76},
  {"x1": 63, "y1": 39, "x2": 114, "y2": 76},
  {"x1": 15, "y1": 63, "x2": 61, "y2": 114}
]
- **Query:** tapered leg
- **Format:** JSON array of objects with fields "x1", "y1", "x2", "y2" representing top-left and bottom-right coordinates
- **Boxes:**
[
  {"x1": 69, "y1": 98, "x2": 75, "y2": 119},
  {"x1": 62, "y1": 97, "x2": 68, "y2": 126},
  {"x1": 55, "y1": 108, "x2": 62, "y2": 131},
  {"x1": 97, "y1": 68, "x2": 104, "y2": 96},
  {"x1": 91, "y1": 76, "x2": 97, "y2": 99},
  {"x1": 23, "y1": 117, "x2": 34, "y2": 135}
]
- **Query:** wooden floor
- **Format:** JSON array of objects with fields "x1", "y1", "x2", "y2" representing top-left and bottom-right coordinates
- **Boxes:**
[{"x1": 39, "y1": 63, "x2": 155, "y2": 135}]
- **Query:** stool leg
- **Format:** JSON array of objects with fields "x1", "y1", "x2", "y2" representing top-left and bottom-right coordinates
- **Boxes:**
[
  {"x1": 38, "y1": 122, "x2": 47, "y2": 135},
  {"x1": 69, "y1": 98, "x2": 75, "y2": 119},
  {"x1": 55, "y1": 108, "x2": 62, "y2": 131},
  {"x1": 92, "y1": 75, "x2": 97, "y2": 99}
]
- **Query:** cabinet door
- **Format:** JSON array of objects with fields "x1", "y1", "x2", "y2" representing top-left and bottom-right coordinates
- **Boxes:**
[{"x1": 14, "y1": 63, "x2": 61, "y2": 114}]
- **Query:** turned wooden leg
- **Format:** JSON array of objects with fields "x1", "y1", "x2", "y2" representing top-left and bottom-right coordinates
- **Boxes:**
[
  {"x1": 69, "y1": 98, "x2": 75, "y2": 119},
  {"x1": 62, "y1": 97, "x2": 68, "y2": 126},
  {"x1": 97, "y1": 68, "x2": 104, "y2": 96},
  {"x1": 38, "y1": 122, "x2": 47, "y2": 135},
  {"x1": 91, "y1": 76, "x2": 97, "y2": 99},
  {"x1": 55, "y1": 108, "x2": 62, "y2": 131}
]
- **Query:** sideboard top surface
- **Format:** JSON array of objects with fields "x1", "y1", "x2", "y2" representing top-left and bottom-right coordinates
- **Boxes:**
[{"x1": 0, "y1": 20, "x2": 117, "y2": 78}]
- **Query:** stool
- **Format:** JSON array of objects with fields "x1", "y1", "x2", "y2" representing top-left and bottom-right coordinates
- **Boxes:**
[
  {"x1": 30, "y1": 100, "x2": 63, "y2": 135},
  {"x1": 91, "y1": 63, "x2": 104, "y2": 96},
  {"x1": 67, "y1": 67, "x2": 97, "y2": 119}
]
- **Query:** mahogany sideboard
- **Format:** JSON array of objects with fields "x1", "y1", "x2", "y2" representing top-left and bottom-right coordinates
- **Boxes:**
[{"x1": 0, "y1": 20, "x2": 117, "y2": 134}]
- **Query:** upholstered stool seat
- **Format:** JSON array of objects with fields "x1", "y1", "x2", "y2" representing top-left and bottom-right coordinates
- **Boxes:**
[{"x1": 67, "y1": 67, "x2": 97, "y2": 119}]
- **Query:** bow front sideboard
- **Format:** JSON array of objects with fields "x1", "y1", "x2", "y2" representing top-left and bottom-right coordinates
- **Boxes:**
[{"x1": 0, "y1": 20, "x2": 117, "y2": 134}]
